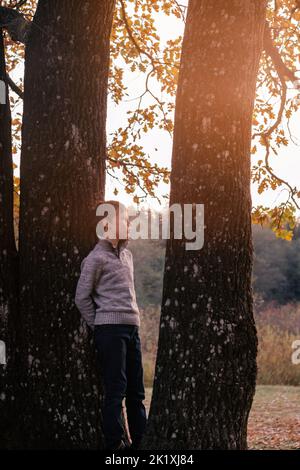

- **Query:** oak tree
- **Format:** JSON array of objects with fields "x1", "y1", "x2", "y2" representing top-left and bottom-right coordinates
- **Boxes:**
[{"x1": 143, "y1": 0, "x2": 268, "y2": 450}]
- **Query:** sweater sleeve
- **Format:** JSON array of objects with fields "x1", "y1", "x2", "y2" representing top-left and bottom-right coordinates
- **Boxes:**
[{"x1": 75, "y1": 253, "x2": 102, "y2": 330}]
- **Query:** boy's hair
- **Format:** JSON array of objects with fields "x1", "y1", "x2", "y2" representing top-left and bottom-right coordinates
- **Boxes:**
[
  {"x1": 95, "y1": 200, "x2": 128, "y2": 241},
  {"x1": 97, "y1": 200, "x2": 127, "y2": 222},
  {"x1": 100, "y1": 200, "x2": 127, "y2": 215}
]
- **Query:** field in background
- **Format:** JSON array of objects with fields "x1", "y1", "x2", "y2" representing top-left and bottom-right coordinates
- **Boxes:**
[
  {"x1": 248, "y1": 386, "x2": 300, "y2": 449},
  {"x1": 143, "y1": 386, "x2": 300, "y2": 450},
  {"x1": 140, "y1": 303, "x2": 300, "y2": 387},
  {"x1": 132, "y1": 231, "x2": 300, "y2": 448}
]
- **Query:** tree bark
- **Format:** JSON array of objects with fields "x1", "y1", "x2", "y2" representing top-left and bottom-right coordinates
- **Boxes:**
[
  {"x1": 142, "y1": 0, "x2": 267, "y2": 450},
  {"x1": 0, "y1": 28, "x2": 20, "y2": 448},
  {"x1": 18, "y1": 0, "x2": 115, "y2": 448},
  {"x1": 0, "y1": 6, "x2": 31, "y2": 44}
]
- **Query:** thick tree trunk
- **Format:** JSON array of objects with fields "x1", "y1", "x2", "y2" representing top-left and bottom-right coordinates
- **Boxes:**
[
  {"x1": 18, "y1": 0, "x2": 115, "y2": 448},
  {"x1": 143, "y1": 0, "x2": 267, "y2": 450},
  {"x1": 0, "y1": 29, "x2": 20, "y2": 448}
]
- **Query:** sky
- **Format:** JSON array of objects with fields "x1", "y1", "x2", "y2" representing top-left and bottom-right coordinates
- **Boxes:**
[
  {"x1": 105, "y1": 2, "x2": 300, "y2": 217},
  {"x1": 10, "y1": 0, "x2": 300, "y2": 216}
]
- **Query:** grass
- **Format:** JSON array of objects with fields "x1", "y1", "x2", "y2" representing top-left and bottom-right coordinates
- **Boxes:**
[
  {"x1": 141, "y1": 319, "x2": 300, "y2": 387},
  {"x1": 143, "y1": 385, "x2": 300, "y2": 450}
]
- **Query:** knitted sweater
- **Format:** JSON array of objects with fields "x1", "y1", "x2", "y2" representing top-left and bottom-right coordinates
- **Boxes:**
[{"x1": 75, "y1": 239, "x2": 140, "y2": 329}]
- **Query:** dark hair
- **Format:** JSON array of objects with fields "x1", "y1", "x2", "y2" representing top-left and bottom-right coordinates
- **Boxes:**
[
  {"x1": 100, "y1": 200, "x2": 126, "y2": 213},
  {"x1": 95, "y1": 200, "x2": 127, "y2": 243}
]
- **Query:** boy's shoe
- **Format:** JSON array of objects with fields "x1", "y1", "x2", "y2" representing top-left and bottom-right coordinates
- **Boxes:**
[
  {"x1": 122, "y1": 443, "x2": 133, "y2": 453},
  {"x1": 130, "y1": 439, "x2": 142, "y2": 450},
  {"x1": 105, "y1": 439, "x2": 127, "y2": 452}
]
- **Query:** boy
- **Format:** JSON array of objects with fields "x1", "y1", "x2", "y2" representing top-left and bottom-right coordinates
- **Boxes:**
[{"x1": 75, "y1": 200, "x2": 147, "y2": 451}]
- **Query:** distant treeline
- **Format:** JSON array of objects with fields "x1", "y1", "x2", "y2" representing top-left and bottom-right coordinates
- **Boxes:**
[{"x1": 129, "y1": 223, "x2": 300, "y2": 308}]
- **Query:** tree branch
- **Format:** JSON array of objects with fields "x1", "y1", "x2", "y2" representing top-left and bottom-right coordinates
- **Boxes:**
[
  {"x1": 263, "y1": 136, "x2": 299, "y2": 210},
  {"x1": 263, "y1": 22, "x2": 299, "y2": 87},
  {"x1": 0, "y1": 6, "x2": 31, "y2": 44},
  {"x1": 119, "y1": 0, "x2": 158, "y2": 70},
  {"x1": 251, "y1": 22, "x2": 300, "y2": 212},
  {"x1": 6, "y1": 74, "x2": 23, "y2": 99},
  {"x1": 119, "y1": 0, "x2": 179, "y2": 71},
  {"x1": 14, "y1": 0, "x2": 28, "y2": 9}
]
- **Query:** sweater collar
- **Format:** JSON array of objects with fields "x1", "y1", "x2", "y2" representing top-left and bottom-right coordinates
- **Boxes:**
[{"x1": 96, "y1": 237, "x2": 128, "y2": 252}]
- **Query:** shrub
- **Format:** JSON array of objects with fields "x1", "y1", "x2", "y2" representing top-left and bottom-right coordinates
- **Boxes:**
[
  {"x1": 140, "y1": 304, "x2": 300, "y2": 387},
  {"x1": 256, "y1": 324, "x2": 300, "y2": 386}
]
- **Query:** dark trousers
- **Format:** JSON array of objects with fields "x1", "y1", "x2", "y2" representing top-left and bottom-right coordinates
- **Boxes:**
[{"x1": 94, "y1": 324, "x2": 147, "y2": 449}]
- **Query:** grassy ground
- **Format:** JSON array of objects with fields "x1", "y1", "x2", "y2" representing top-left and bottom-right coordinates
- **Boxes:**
[{"x1": 144, "y1": 385, "x2": 300, "y2": 450}]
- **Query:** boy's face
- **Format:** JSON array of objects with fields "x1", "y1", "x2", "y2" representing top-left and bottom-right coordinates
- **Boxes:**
[
  {"x1": 97, "y1": 202, "x2": 129, "y2": 241},
  {"x1": 113, "y1": 207, "x2": 129, "y2": 240}
]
